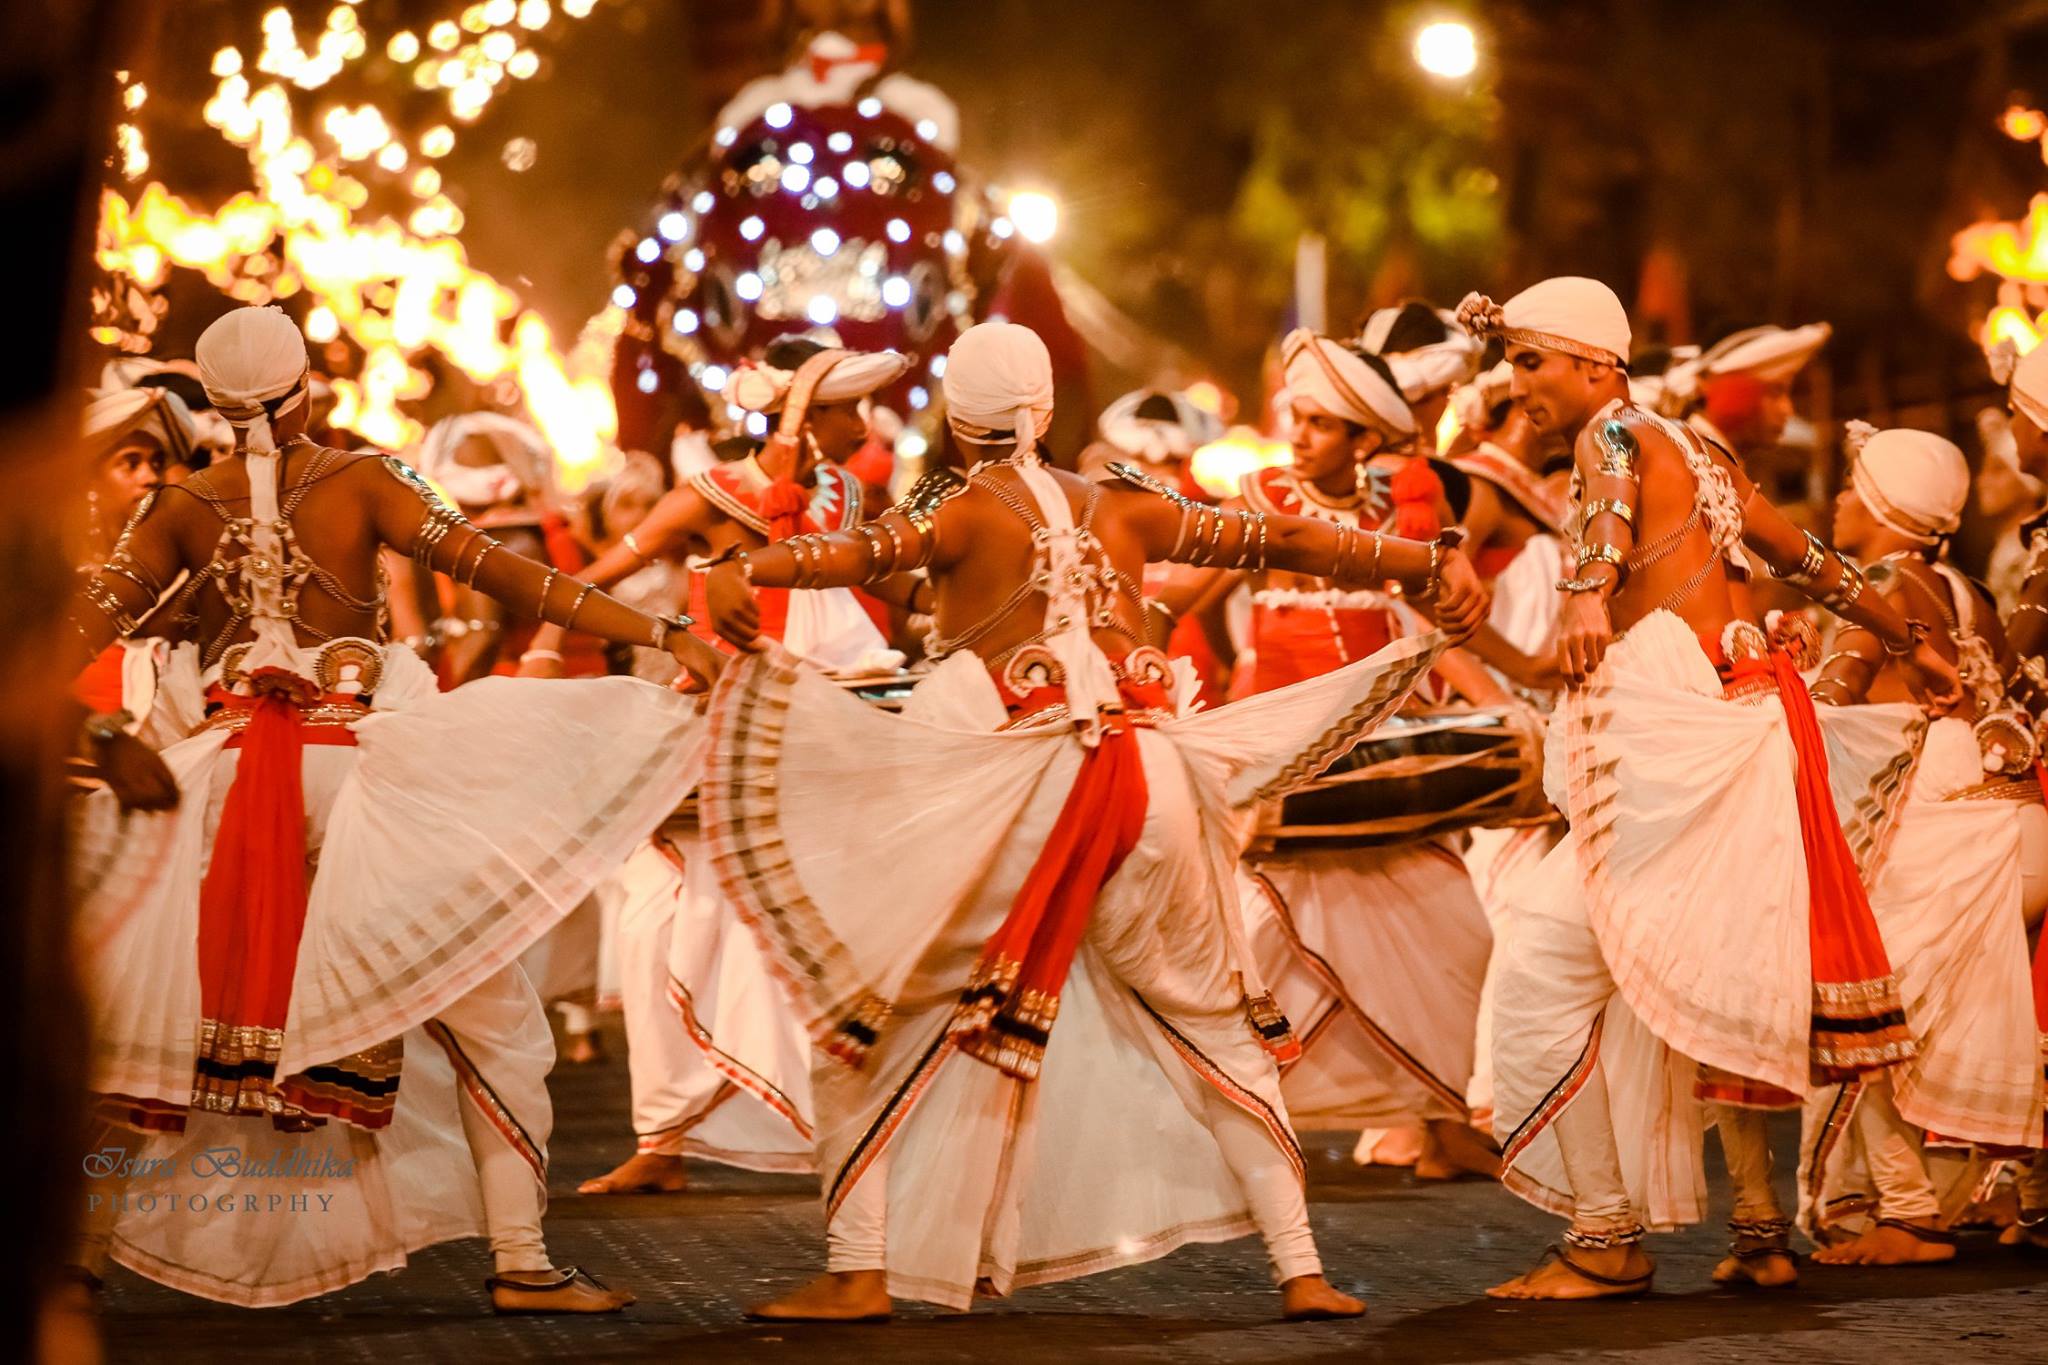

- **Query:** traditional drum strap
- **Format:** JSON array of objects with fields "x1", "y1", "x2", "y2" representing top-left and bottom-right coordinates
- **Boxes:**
[{"x1": 948, "y1": 705, "x2": 1150, "y2": 1081}]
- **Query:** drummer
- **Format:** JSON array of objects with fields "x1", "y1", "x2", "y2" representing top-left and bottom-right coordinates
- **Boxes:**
[
  {"x1": 565, "y1": 338, "x2": 913, "y2": 1197},
  {"x1": 1155, "y1": 330, "x2": 1502, "y2": 1180}
]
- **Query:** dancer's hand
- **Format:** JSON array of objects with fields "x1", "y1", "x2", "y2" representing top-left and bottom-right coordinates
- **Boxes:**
[
  {"x1": 1901, "y1": 639, "x2": 1962, "y2": 714},
  {"x1": 705, "y1": 560, "x2": 765, "y2": 652},
  {"x1": 1555, "y1": 591, "x2": 1614, "y2": 688},
  {"x1": 92, "y1": 728, "x2": 179, "y2": 812},
  {"x1": 1426, "y1": 547, "x2": 1489, "y2": 645},
  {"x1": 668, "y1": 631, "x2": 725, "y2": 692}
]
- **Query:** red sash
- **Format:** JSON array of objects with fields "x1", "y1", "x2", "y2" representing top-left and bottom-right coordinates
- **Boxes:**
[
  {"x1": 947, "y1": 679, "x2": 1164, "y2": 1080},
  {"x1": 1700, "y1": 649, "x2": 1914, "y2": 1106},
  {"x1": 192, "y1": 674, "x2": 394, "y2": 1129}
]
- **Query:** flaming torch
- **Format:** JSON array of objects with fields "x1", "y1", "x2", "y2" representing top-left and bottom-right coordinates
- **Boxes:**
[{"x1": 1948, "y1": 105, "x2": 2048, "y2": 358}]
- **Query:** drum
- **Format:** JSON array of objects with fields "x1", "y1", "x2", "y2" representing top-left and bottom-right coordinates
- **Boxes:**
[{"x1": 1251, "y1": 705, "x2": 1553, "y2": 850}]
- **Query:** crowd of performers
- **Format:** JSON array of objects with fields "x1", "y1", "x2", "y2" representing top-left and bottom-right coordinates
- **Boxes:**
[{"x1": 59, "y1": 275, "x2": 2048, "y2": 1323}]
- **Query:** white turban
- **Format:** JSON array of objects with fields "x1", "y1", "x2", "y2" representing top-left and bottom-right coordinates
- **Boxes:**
[
  {"x1": 942, "y1": 321, "x2": 1055, "y2": 458},
  {"x1": 1457, "y1": 277, "x2": 1631, "y2": 369},
  {"x1": 2001, "y1": 341, "x2": 2048, "y2": 435},
  {"x1": 1662, "y1": 323, "x2": 1830, "y2": 409},
  {"x1": 729, "y1": 349, "x2": 912, "y2": 415},
  {"x1": 1097, "y1": 388, "x2": 1224, "y2": 463},
  {"x1": 85, "y1": 386, "x2": 196, "y2": 466},
  {"x1": 415, "y1": 411, "x2": 555, "y2": 510},
  {"x1": 1358, "y1": 305, "x2": 1484, "y2": 400},
  {"x1": 195, "y1": 305, "x2": 310, "y2": 453},
  {"x1": 1281, "y1": 330, "x2": 1415, "y2": 438},
  {"x1": 1845, "y1": 422, "x2": 1968, "y2": 543}
]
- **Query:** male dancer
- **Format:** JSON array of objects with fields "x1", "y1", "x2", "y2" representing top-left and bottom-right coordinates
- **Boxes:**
[
  {"x1": 1805, "y1": 423, "x2": 2047, "y2": 1264},
  {"x1": 70, "y1": 305, "x2": 718, "y2": 1312},
  {"x1": 701, "y1": 320, "x2": 1487, "y2": 1321},
  {"x1": 1463, "y1": 278, "x2": 1957, "y2": 1299},
  {"x1": 570, "y1": 342, "x2": 910, "y2": 1195}
]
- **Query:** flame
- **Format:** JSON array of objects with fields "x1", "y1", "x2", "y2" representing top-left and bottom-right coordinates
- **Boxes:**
[
  {"x1": 1951, "y1": 166, "x2": 2048, "y2": 354},
  {"x1": 94, "y1": 2, "x2": 611, "y2": 485},
  {"x1": 1189, "y1": 426, "x2": 1291, "y2": 500}
]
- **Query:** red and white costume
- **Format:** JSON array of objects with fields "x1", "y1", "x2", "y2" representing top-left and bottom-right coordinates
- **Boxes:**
[
  {"x1": 616, "y1": 452, "x2": 899, "y2": 1174},
  {"x1": 1234, "y1": 462, "x2": 1494, "y2": 1134}
]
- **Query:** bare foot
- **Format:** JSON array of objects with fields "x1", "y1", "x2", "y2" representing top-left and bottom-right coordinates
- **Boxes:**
[
  {"x1": 745, "y1": 1270, "x2": 891, "y2": 1322},
  {"x1": 562, "y1": 1030, "x2": 606, "y2": 1066},
  {"x1": 1279, "y1": 1274, "x2": 1365, "y2": 1320},
  {"x1": 1810, "y1": 1221, "x2": 1953, "y2": 1266},
  {"x1": 1353, "y1": 1127, "x2": 1424, "y2": 1168},
  {"x1": 1487, "y1": 1244, "x2": 1654, "y2": 1300},
  {"x1": 578, "y1": 1152, "x2": 687, "y2": 1196},
  {"x1": 2007, "y1": 1214, "x2": 2048, "y2": 1251},
  {"x1": 1414, "y1": 1120, "x2": 1502, "y2": 1181},
  {"x1": 1712, "y1": 1250, "x2": 1800, "y2": 1285},
  {"x1": 489, "y1": 1267, "x2": 635, "y2": 1314},
  {"x1": 1953, "y1": 1185, "x2": 2017, "y2": 1230}
]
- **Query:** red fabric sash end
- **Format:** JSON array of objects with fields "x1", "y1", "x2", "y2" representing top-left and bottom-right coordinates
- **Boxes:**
[
  {"x1": 1769, "y1": 651, "x2": 1916, "y2": 1081},
  {"x1": 1245, "y1": 991, "x2": 1302, "y2": 1064},
  {"x1": 949, "y1": 715, "x2": 1150, "y2": 1080}
]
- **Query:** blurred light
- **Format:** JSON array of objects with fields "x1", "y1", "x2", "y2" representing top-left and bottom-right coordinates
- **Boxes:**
[
  {"x1": 715, "y1": 126, "x2": 737, "y2": 147},
  {"x1": 929, "y1": 354, "x2": 947, "y2": 376},
  {"x1": 213, "y1": 47, "x2": 244, "y2": 76},
  {"x1": 673, "y1": 308, "x2": 699, "y2": 335},
  {"x1": 1414, "y1": 20, "x2": 1478, "y2": 79},
  {"x1": 815, "y1": 177, "x2": 839, "y2": 199},
  {"x1": 843, "y1": 161, "x2": 871, "y2": 190},
  {"x1": 1190, "y1": 427, "x2": 1290, "y2": 499},
  {"x1": 635, "y1": 236, "x2": 661, "y2": 263},
  {"x1": 636, "y1": 368, "x2": 659, "y2": 394},
  {"x1": 411, "y1": 166, "x2": 442, "y2": 196},
  {"x1": 942, "y1": 228, "x2": 965, "y2": 255},
  {"x1": 682, "y1": 247, "x2": 705, "y2": 271},
  {"x1": 735, "y1": 271, "x2": 763, "y2": 300},
  {"x1": 658, "y1": 210, "x2": 688, "y2": 239},
  {"x1": 915, "y1": 119, "x2": 938, "y2": 140},
  {"x1": 376, "y1": 141, "x2": 408, "y2": 171},
  {"x1": 908, "y1": 385, "x2": 928, "y2": 409},
  {"x1": 387, "y1": 29, "x2": 421, "y2": 61},
  {"x1": 897, "y1": 429, "x2": 928, "y2": 459},
  {"x1": 932, "y1": 170, "x2": 955, "y2": 193},
  {"x1": 563, "y1": 0, "x2": 594, "y2": 14},
  {"x1": 501, "y1": 136, "x2": 537, "y2": 171},
  {"x1": 881, "y1": 275, "x2": 911, "y2": 307},
  {"x1": 745, "y1": 411, "x2": 770, "y2": 437},
  {"x1": 518, "y1": 0, "x2": 551, "y2": 29},
  {"x1": 857, "y1": 97, "x2": 882, "y2": 117},
  {"x1": 765, "y1": 101, "x2": 793, "y2": 129},
  {"x1": 508, "y1": 49, "x2": 540, "y2": 79},
  {"x1": 781, "y1": 163, "x2": 811, "y2": 193},
  {"x1": 692, "y1": 190, "x2": 715, "y2": 212},
  {"x1": 886, "y1": 217, "x2": 910, "y2": 243},
  {"x1": 611, "y1": 283, "x2": 637, "y2": 308},
  {"x1": 788, "y1": 141, "x2": 814, "y2": 164},
  {"x1": 991, "y1": 216, "x2": 1014, "y2": 239},
  {"x1": 123, "y1": 81, "x2": 148, "y2": 111},
  {"x1": 807, "y1": 294, "x2": 838, "y2": 325},
  {"x1": 428, "y1": 19, "x2": 460, "y2": 49},
  {"x1": 740, "y1": 215, "x2": 764, "y2": 241},
  {"x1": 1184, "y1": 380, "x2": 1227, "y2": 415},
  {"x1": 481, "y1": 30, "x2": 517, "y2": 62},
  {"x1": 811, "y1": 227, "x2": 840, "y2": 256},
  {"x1": 1009, "y1": 190, "x2": 1059, "y2": 243},
  {"x1": 421, "y1": 124, "x2": 455, "y2": 157},
  {"x1": 305, "y1": 304, "x2": 340, "y2": 342},
  {"x1": 827, "y1": 131, "x2": 853, "y2": 153},
  {"x1": 701, "y1": 364, "x2": 729, "y2": 391}
]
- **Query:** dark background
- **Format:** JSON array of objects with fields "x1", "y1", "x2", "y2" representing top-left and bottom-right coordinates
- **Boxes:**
[{"x1": 99, "y1": 0, "x2": 2048, "y2": 432}]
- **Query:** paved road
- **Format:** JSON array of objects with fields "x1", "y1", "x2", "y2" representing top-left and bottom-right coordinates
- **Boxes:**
[{"x1": 98, "y1": 1024, "x2": 2048, "y2": 1363}]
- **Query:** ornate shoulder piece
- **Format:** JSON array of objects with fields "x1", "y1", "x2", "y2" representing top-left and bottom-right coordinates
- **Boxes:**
[
  {"x1": 1592, "y1": 416, "x2": 1640, "y2": 480},
  {"x1": 381, "y1": 455, "x2": 458, "y2": 512},
  {"x1": 891, "y1": 465, "x2": 969, "y2": 523},
  {"x1": 1105, "y1": 460, "x2": 1204, "y2": 512}
]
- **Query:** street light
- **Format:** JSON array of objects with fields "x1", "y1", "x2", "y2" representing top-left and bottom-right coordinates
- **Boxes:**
[
  {"x1": 1008, "y1": 190, "x2": 1059, "y2": 244},
  {"x1": 1413, "y1": 20, "x2": 1478, "y2": 79}
]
